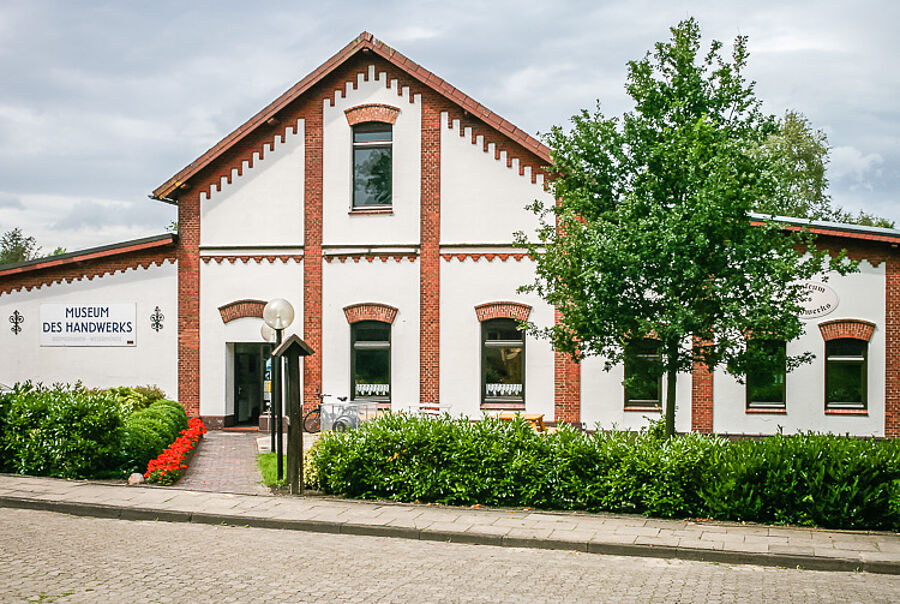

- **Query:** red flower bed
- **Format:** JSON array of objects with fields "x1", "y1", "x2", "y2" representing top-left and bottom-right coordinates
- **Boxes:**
[{"x1": 144, "y1": 417, "x2": 207, "y2": 485}]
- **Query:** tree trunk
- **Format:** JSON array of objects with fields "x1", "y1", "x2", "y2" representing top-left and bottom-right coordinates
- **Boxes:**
[{"x1": 665, "y1": 342, "x2": 678, "y2": 438}]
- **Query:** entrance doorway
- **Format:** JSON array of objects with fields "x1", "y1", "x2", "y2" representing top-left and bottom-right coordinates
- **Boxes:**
[{"x1": 233, "y1": 343, "x2": 272, "y2": 426}]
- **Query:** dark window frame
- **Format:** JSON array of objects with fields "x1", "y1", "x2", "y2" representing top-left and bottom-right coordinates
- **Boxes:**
[
  {"x1": 745, "y1": 340, "x2": 787, "y2": 410},
  {"x1": 825, "y1": 338, "x2": 867, "y2": 410},
  {"x1": 350, "y1": 320, "x2": 391, "y2": 403},
  {"x1": 352, "y1": 122, "x2": 392, "y2": 209},
  {"x1": 623, "y1": 339, "x2": 663, "y2": 410},
  {"x1": 481, "y1": 318, "x2": 526, "y2": 405}
]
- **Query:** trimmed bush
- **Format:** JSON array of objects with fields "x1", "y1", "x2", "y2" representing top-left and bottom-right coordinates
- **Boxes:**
[
  {"x1": 0, "y1": 383, "x2": 124, "y2": 479},
  {"x1": 120, "y1": 400, "x2": 188, "y2": 473},
  {"x1": 102, "y1": 385, "x2": 167, "y2": 417},
  {"x1": 311, "y1": 414, "x2": 900, "y2": 531}
]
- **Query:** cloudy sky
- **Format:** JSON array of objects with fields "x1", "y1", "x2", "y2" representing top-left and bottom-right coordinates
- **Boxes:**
[{"x1": 0, "y1": 1, "x2": 896, "y2": 253}]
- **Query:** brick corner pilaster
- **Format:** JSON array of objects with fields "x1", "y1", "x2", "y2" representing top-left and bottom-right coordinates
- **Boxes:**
[
  {"x1": 885, "y1": 255, "x2": 900, "y2": 438},
  {"x1": 691, "y1": 338, "x2": 714, "y2": 434}
]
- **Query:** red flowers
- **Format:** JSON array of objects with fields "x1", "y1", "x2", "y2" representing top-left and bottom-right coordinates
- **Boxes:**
[{"x1": 144, "y1": 417, "x2": 207, "y2": 485}]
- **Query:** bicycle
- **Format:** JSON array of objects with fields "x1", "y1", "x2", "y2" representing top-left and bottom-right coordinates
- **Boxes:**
[{"x1": 303, "y1": 390, "x2": 349, "y2": 433}]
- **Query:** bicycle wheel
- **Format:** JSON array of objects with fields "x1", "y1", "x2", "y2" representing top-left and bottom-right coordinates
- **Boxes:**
[{"x1": 303, "y1": 408, "x2": 322, "y2": 433}]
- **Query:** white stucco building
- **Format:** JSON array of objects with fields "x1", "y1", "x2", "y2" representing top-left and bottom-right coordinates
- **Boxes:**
[{"x1": 2, "y1": 33, "x2": 898, "y2": 437}]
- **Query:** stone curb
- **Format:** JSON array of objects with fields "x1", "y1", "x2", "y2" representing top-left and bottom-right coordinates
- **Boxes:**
[{"x1": 2, "y1": 494, "x2": 895, "y2": 575}]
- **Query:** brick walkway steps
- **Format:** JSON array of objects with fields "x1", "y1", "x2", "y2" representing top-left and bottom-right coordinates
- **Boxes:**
[
  {"x1": 1, "y1": 474, "x2": 898, "y2": 574},
  {"x1": 173, "y1": 430, "x2": 269, "y2": 496}
]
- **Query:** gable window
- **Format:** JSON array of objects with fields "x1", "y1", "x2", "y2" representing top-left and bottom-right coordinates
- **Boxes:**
[
  {"x1": 746, "y1": 340, "x2": 787, "y2": 409},
  {"x1": 624, "y1": 339, "x2": 662, "y2": 409},
  {"x1": 353, "y1": 122, "x2": 392, "y2": 208},
  {"x1": 825, "y1": 338, "x2": 867, "y2": 409},
  {"x1": 482, "y1": 318, "x2": 524, "y2": 405},
  {"x1": 351, "y1": 321, "x2": 390, "y2": 402}
]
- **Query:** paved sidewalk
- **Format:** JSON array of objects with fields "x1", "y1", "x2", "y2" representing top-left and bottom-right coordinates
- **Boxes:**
[
  {"x1": 173, "y1": 430, "x2": 269, "y2": 496},
  {"x1": 0, "y1": 473, "x2": 897, "y2": 575}
]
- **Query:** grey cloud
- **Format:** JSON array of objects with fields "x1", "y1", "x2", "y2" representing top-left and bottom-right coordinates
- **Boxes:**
[{"x1": 0, "y1": 193, "x2": 23, "y2": 209}]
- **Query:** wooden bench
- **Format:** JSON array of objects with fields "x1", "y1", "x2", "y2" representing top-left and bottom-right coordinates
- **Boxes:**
[{"x1": 497, "y1": 412, "x2": 546, "y2": 432}]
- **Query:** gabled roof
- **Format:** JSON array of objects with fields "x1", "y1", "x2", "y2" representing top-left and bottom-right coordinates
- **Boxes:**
[
  {"x1": 749, "y1": 213, "x2": 900, "y2": 245},
  {"x1": 0, "y1": 234, "x2": 176, "y2": 278},
  {"x1": 152, "y1": 32, "x2": 551, "y2": 202}
]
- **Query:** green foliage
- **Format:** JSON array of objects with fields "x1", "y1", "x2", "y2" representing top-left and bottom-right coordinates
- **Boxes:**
[
  {"x1": 311, "y1": 414, "x2": 900, "y2": 530},
  {"x1": 101, "y1": 385, "x2": 167, "y2": 417},
  {"x1": 517, "y1": 18, "x2": 857, "y2": 436},
  {"x1": 120, "y1": 400, "x2": 188, "y2": 473},
  {"x1": 752, "y1": 111, "x2": 894, "y2": 228},
  {"x1": 0, "y1": 228, "x2": 41, "y2": 265},
  {"x1": 257, "y1": 453, "x2": 287, "y2": 488},
  {"x1": 0, "y1": 383, "x2": 124, "y2": 478}
]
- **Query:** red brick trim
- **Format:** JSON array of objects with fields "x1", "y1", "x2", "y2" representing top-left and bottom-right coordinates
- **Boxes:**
[
  {"x1": 201, "y1": 255, "x2": 303, "y2": 264},
  {"x1": 324, "y1": 254, "x2": 416, "y2": 263},
  {"x1": 825, "y1": 408, "x2": 869, "y2": 416},
  {"x1": 746, "y1": 407, "x2": 787, "y2": 415},
  {"x1": 178, "y1": 192, "x2": 201, "y2": 416},
  {"x1": 886, "y1": 256, "x2": 900, "y2": 438},
  {"x1": 0, "y1": 255, "x2": 174, "y2": 296},
  {"x1": 624, "y1": 406, "x2": 662, "y2": 413},
  {"x1": 691, "y1": 337, "x2": 714, "y2": 433},
  {"x1": 343, "y1": 303, "x2": 398, "y2": 325},
  {"x1": 344, "y1": 103, "x2": 400, "y2": 126},
  {"x1": 441, "y1": 253, "x2": 528, "y2": 262},
  {"x1": 474, "y1": 301, "x2": 532, "y2": 322},
  {"x1": 817, "y1": 319, "x2": 876, "y2": 342},
  {"x1": 303, "y1": 101, "x2": 323, "y2": 416},
  {"x1": 218, "y1": 299, "x2": 267, "y2": 323}
]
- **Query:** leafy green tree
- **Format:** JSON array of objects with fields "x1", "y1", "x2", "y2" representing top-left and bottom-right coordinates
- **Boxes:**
[
  {"x1": 753, "y1": 110, "x2": 894, "y2": 228},
  {"x1": 49, "y1": 246, "x2": 67, "y2": 257},
  {"x1": 0, "y1": 228, "x2": 40, "y2": 265},
  {"x1": 517, "y1": 18, "x2": 855, "y2": 437}
]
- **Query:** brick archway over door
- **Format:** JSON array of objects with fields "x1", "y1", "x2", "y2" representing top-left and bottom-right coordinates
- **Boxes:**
[{"x1": 218, "y1": 299, "x2": 266, "y2": 323}]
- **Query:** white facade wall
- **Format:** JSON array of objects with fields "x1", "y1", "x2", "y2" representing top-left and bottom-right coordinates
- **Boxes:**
[
  {"x1": 199, "y1": 259, "x2": 304, "y2": 418},
  {"x1": 0, "y1": 262, "x2": 178, "y2": 397},
  {"x1": 321, "y1": 259, "x2": 420, "y2": 407},
  {"x1": 714, "y1": 261, "x2": 887, "y2": 436},
  {"x1": 440, "y1": 112, "x2": 550, "y2": 244},
  {"x1": 322, "y1": 65, "x2": 421, "y2": 246},
  {"x1": 580, "y1": 357, "x2": 693, "y2": 433},
  {"x1": 200, "y1": 119, "x2": 305, "y2": 248},
  {"x1": 439, "y1": 259, "x2": 555, "y2": 420}
]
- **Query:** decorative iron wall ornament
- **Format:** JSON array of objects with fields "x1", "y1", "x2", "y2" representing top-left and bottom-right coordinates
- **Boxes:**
[
  {"x1": 150, "y1": 306, "x2": 164, "y2": 332},
  {"x1": 9, "y1": 310, "x2": 23, "y2": 335}
]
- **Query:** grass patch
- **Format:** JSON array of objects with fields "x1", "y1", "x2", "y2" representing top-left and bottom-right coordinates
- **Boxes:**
[{"x1": 257, "y1": 453, "x2": 287, "y2": 488}]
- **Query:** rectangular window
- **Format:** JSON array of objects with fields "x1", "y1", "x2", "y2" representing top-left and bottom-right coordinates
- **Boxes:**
[
  {"x1": 482, "y1": 319, "x2": 525, "y2": 404},
  {"x1": 353, "y1": 123, "x2": 392, "y2": 207},
  {"x1": 825, "y1": 338, "x2": 866, "y2": 409},
  {"x1": 351, "y1": 321, "x2": 390, "y2": 401},
  {"x1": 624, "y1": 340, "x2": 662, "y2": 409},
  {"x1": 746, "y1": 340, "x2": 786, "y2": 409}
]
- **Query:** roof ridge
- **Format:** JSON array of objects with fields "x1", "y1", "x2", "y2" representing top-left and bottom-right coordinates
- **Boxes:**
[{"x1": 152, "y1": 33, "x2": 549, "y2": 201}]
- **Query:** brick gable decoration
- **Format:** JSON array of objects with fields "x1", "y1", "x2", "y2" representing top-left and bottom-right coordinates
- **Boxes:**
[
  {"x1": 474, "y1": 301, "x2": 532, "y2": 322},
  {"x1": 218, "y1": 300, "x2": 267, "y2": 323},
  {"x1": 818, "y1": 318, "x2": 876, "y2": 342},
  {"x1": 344, "y1": 103, "x2": 400, "y2": 126},
  {"x1": 343, "y1": 302, "x2": 398, "y2": 325}
]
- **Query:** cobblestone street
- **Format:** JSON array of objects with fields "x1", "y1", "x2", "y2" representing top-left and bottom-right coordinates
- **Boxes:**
[{"x1": 1, "y1": 509, "x2": 897, "y2": 603}]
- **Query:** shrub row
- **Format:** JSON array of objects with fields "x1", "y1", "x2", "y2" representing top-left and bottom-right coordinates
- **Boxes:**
[
  {"x1": 311, "y1": 414, "x2": 900, "y2": 531},
  {"x1": 0, "y1": 382, "x2": 187, "y2": 479}
]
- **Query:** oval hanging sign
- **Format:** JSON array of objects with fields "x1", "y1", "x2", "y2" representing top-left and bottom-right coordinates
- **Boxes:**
[{"x1": 798, "y1": 281, "x2": 839, "y2": 320}]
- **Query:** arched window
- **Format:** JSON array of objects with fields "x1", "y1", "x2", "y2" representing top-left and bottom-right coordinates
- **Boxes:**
[
  {"x1": 352, "y1": 122, "x2": 392, "y2": 208},
  {"x1": 351, "y1": 320, "x2": 391, "y2": 402},
  {"x1": 481, "y1": 318, "x2": 525, "y2": 405},
  {"x1": 825, "y1": 338, "x2": 867, "y2": 410}
]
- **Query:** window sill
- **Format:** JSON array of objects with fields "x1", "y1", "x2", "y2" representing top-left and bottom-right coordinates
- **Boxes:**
[
  {"x1": 746, "y1": 407, "x2": 786, "y2": 415},
  {"x1": 481, "y1": 401, "x2": 526, "y2": 411},
  {"x1": 825, "y1": 408, "x2": 868, "y2": 416},
  {"x1": 349, "y1": 207, "x2": 393, "y2": 215},
  {"x1": 624, "y1": 406, "x2": 662, "y2": 413}
]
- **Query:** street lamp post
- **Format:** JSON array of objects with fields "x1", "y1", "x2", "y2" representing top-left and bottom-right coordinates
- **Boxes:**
[
  {"x1": 260, "y1": 323, "x2": 276, "y2": 453},
  {"x1": 262, "y1": 298, "x2": 294, "y2": 482}
]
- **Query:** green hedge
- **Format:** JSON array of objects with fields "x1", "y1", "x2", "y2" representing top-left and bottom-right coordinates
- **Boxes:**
[
  {"x1": 0, "y1": 382, "x2": 188, "y2": 479},
  {"x1": 0, "y1": 383, "x2": 124, "y2": 478},
  {"x1": 311, "y1": 414, "x2": 900, "y2": 531}
]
